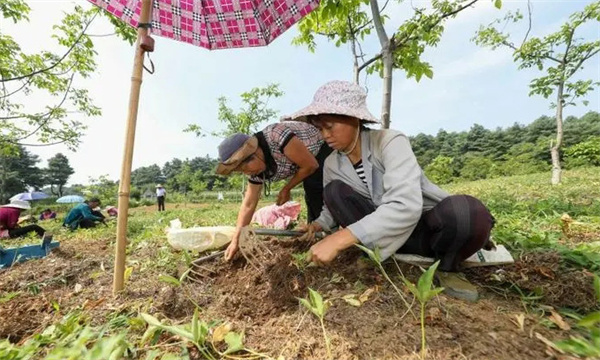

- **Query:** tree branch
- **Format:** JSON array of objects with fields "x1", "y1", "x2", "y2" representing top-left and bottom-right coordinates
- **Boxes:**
[
  {"x1": 370, "y1": 0, "x2": 389, "y2": 47},
  {"x1": 0, "y1": 10, "x2": 98, "y2": 83},
  {"x1": 0, "y1": 77, "x2": 33, "y2": 99},
  {"x1": 357, "y1": 52, "x2": 382, "y2": 72},
  {"x1": 521, "y1": 0, "x2": 532, "y2": 47},
  {"x1": 567, "y1": 48, "x2": 600, "y2": 79},
  {"x1": 13, "y1": 73, "x2": 76, "y2": 142},
  {"x1": 16, "y1": 139, "x2": 70, "y2": 147},
  {"x1": 562, "y1": 27, "x2": 575, "y2": 64},
  {"x1": 392, "y1": 0, "x2": 480, "y2": 49}
]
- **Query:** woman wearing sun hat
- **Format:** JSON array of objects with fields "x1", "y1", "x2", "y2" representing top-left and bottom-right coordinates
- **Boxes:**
[
  {"x1": 288, "y1": 80, "x2": 495, "y2": 302},
  {"x1": 0, "y1": 199, "x2": 47, "y2": 240},
  {"x1": 216, "y1": 121, "x2": 332, "y2": 261}
]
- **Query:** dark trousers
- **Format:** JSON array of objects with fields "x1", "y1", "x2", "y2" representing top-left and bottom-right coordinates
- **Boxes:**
[
  {"x1": 302, "y1": 143, "x2": 334, "y2": 222},
  {"x1": 8, "y1": 224, "x2": 46, "y2": 238},
  {"x1": 323, "y1": 180, "x2": 494, "y2": 272},
  {"x1": 157, "y1": 196, "x2": 165, "y2": 211},
  {"x1": 80, "y1": 211, "x2": 105, "y2": 229}
]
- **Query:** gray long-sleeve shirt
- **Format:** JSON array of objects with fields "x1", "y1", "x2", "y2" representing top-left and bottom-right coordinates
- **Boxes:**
[{"x1": 315, "y1": 129, "x2": 449, "y2": 260}]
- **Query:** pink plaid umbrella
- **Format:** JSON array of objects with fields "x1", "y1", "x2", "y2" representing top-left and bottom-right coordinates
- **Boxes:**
[
  {"x1": 85, "y1": 0, "x2": 319, "y2": 293},
  {"x1": 88, "y1": 0, "x2": 318, "y2": 49}
]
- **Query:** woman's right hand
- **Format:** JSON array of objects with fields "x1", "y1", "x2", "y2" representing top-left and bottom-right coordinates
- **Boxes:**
[{"x1": 224, "y1": 232, "x2": 241, "y2": 261}]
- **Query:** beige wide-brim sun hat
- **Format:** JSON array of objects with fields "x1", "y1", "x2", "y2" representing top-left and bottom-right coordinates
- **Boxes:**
[
  {"x1": 215, "y1": 136, "x2": 259, "y2": 176},
  {"x1": 282, "y1": 80, "x2": 380, "y2": 124},
  {"x1": 1, "y1": 199, "x2": 31, "y2": 210}
]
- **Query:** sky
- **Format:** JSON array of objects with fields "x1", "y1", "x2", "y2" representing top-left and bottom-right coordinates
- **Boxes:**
[{"x1": 4, "y1": 0, "x2": 599, "y2": 185}]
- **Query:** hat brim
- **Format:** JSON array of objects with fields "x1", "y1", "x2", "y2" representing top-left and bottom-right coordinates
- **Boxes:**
[
  {"x1": 216, "y1": 136, "x2": 259, "y2": 176},
  {"x1": 282, "y1": 102, "x2": 380, "y2": 124},
  {"x1": 1, "y1": 204, "x2": 30, "y2": 210}
]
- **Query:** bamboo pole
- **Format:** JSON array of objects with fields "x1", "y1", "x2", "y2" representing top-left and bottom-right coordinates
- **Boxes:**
[{"x1": 113, "y1": 0, "x2": 153, "y2": 294}]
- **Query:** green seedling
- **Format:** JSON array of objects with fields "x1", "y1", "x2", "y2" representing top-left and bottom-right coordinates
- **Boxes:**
[
  {"x1": 291, "y1": 251, "x2": 312, "y2": 271},
  {"x1": 355, "y1": 244, "x2": 415, "y2": 319},
  {"x1": 402, "y1": 261, "x2": 444, "y2": 360},
  {"x1": 298, "y1": 288, "x2": 332, "y2": 359},
  {"x1": 141, "y1": 310, "x2": 248, "y2": 359}
]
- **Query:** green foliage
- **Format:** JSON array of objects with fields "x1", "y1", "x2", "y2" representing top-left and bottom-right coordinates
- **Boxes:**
[
  {"x1": 184, "y1": 83, "x2": 284, "y2": 137},
  {"x1": 424, "y1": 156, "x2": 455, "y2": 184},
  {"x1": 294, "y1": 0, "x2": 501, "y2": 82},
  {"x1": 460, "y1": 153, "x2": 495, "y2": 181},
  {"x1": 46, "y1": 153, "x2": 74, "y2": 197},
  {"x1": 0, "y1": 311, "x2": 131, "y2": 360},
  {"x1": 131, "y1": 165, "x2": 163, "y2": 189},
  {"x1": 85, "y1": 175, "x2": 118, "y2": 205},
  {"x1": 0, "y1": 2, "x2": 135, "y2": 152},
  {"x1": 411, "y1": 111, "x2": 599, "y2": 183},
  {"x1": 564, "y1": 136, "x2": 600, "y2": 168},
  {"x1": 0, "y1": 145, "x2": 44, "y2": 202},
  {"x1": 293, "y1": 0, "x2": 372, "y2": 52}
]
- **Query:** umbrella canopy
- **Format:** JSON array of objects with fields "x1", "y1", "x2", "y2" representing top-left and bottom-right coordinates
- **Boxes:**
[
  {"x1": 88, "y1": 0, "x2": 318, "y2": 50},
  {"x1": 85, "y1": 0, "x2": 319, "y2": 294},
  {"x1": 10, "y1": 192, "x2": 50, "y2": 202},
  {"x1": 56, "y1": 195, "x2": 85, "y2": 204}
]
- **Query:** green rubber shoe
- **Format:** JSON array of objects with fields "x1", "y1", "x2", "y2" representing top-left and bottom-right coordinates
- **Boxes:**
[{"x1": 435, "y1": 271, "x2": 479, "y2": 302}]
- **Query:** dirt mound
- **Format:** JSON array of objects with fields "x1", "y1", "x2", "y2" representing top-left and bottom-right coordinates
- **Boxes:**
[
  {"x1": 467, "y1": 251, "x2": 598, "y2": 311},
  {"x1": 165, "y1": 240, "x2": 570, "y2": 359}
]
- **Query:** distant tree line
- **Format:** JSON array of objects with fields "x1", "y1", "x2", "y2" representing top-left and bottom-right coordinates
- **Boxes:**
[
  {"x1": 412, "y1": 111, "x2": 600, "y2": 184},
  {"x1": 2, "y1": 111, "x2": 597, "y2": 203}
]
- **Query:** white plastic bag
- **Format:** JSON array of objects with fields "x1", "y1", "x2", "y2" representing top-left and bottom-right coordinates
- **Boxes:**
[{"x1": 166, "y1": 218, "x2": 235, "y2": 252}]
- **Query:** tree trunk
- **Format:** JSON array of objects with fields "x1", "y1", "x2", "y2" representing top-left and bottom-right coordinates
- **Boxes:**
[
  {"x1": 369, "y1": 0, "x2": 392, "y2": 129},
  {"x1": 551, "y1": 82, "x2": 564, "y2": 185},
  {"x1": 352, "y1": 40, "x2": 360, "y2": 85},
  {"x1": 58, "y1": 184, "x2": 63, "y2": 197},
  {"x1": 380, "y1": 48, "x2": 393, "y2": 129}
]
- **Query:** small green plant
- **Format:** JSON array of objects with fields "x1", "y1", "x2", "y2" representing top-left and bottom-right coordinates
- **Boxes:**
[
  {"x1": 298, "y1": 288, "x2": 332, "y2": 359},
  {"x1": 402, "y1": 261, "x2": 445, "y2": 360},
  {"x1": 554, "y1": 275, "x2": 600, "y2": 357},
  {"x1": 355, "y1": 244, "x2": 415, "y2": 319},
  {"x1": 291, "y1": 251, "x2": 312, "y2": 271},
  {"x1": 141, "y1": 310, "x2": 247, "y2": 359}
]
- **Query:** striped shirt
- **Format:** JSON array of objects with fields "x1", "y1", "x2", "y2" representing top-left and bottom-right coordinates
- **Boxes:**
[
  {"x1": 249, "y1": 122, "x2": 324, "y2": 184},
  {"x1": 353, "y1": 160, "x2": 368, "y2": 186}
]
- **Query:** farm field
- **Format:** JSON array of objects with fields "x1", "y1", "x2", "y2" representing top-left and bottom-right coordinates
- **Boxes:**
[{"x1": 1, "y1": 168, "x2": 599, "y2": 359}]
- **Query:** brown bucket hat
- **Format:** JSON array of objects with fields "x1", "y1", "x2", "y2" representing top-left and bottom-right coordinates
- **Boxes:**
[{"x1": 216, "y1": 134, "x2": 259, "y2": 175}]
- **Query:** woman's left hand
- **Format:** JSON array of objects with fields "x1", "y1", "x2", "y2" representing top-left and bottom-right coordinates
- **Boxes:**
[
  {"x1": 308, "y1": 229, "x2": 358, "y2": 266},
  {"x1": 276, "y1": 187, "x2": 291, "y2": 205}
]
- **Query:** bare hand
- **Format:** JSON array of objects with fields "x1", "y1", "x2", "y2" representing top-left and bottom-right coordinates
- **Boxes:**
[
  {"x1": 224, "y1": 240, "x2": 239, "y2": 261},
  {"x1": 308, "y1": 229, "x2": 358, "y2": 266},
  {"x1": 298, "y1": 222, "x2": 322, "y2": 242},
  {"x1": 276, "y1": 188, "x2": 291, "y2": 206},
  {"x1": 308, "y1": 236, "x2": 341, "y2": 266}
]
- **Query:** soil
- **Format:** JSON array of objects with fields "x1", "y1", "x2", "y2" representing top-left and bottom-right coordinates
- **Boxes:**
[{"x1": 0, "y1": 234, "x2": 594, "y2": 359}]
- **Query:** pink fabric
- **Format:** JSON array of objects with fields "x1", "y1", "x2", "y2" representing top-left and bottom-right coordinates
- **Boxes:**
[
  {"x1": 87, "y1": 0, "x2": 319, "y2": 50},
  {"x1": 252, "y1": 201, "x2": 301, "y2": 229}
]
